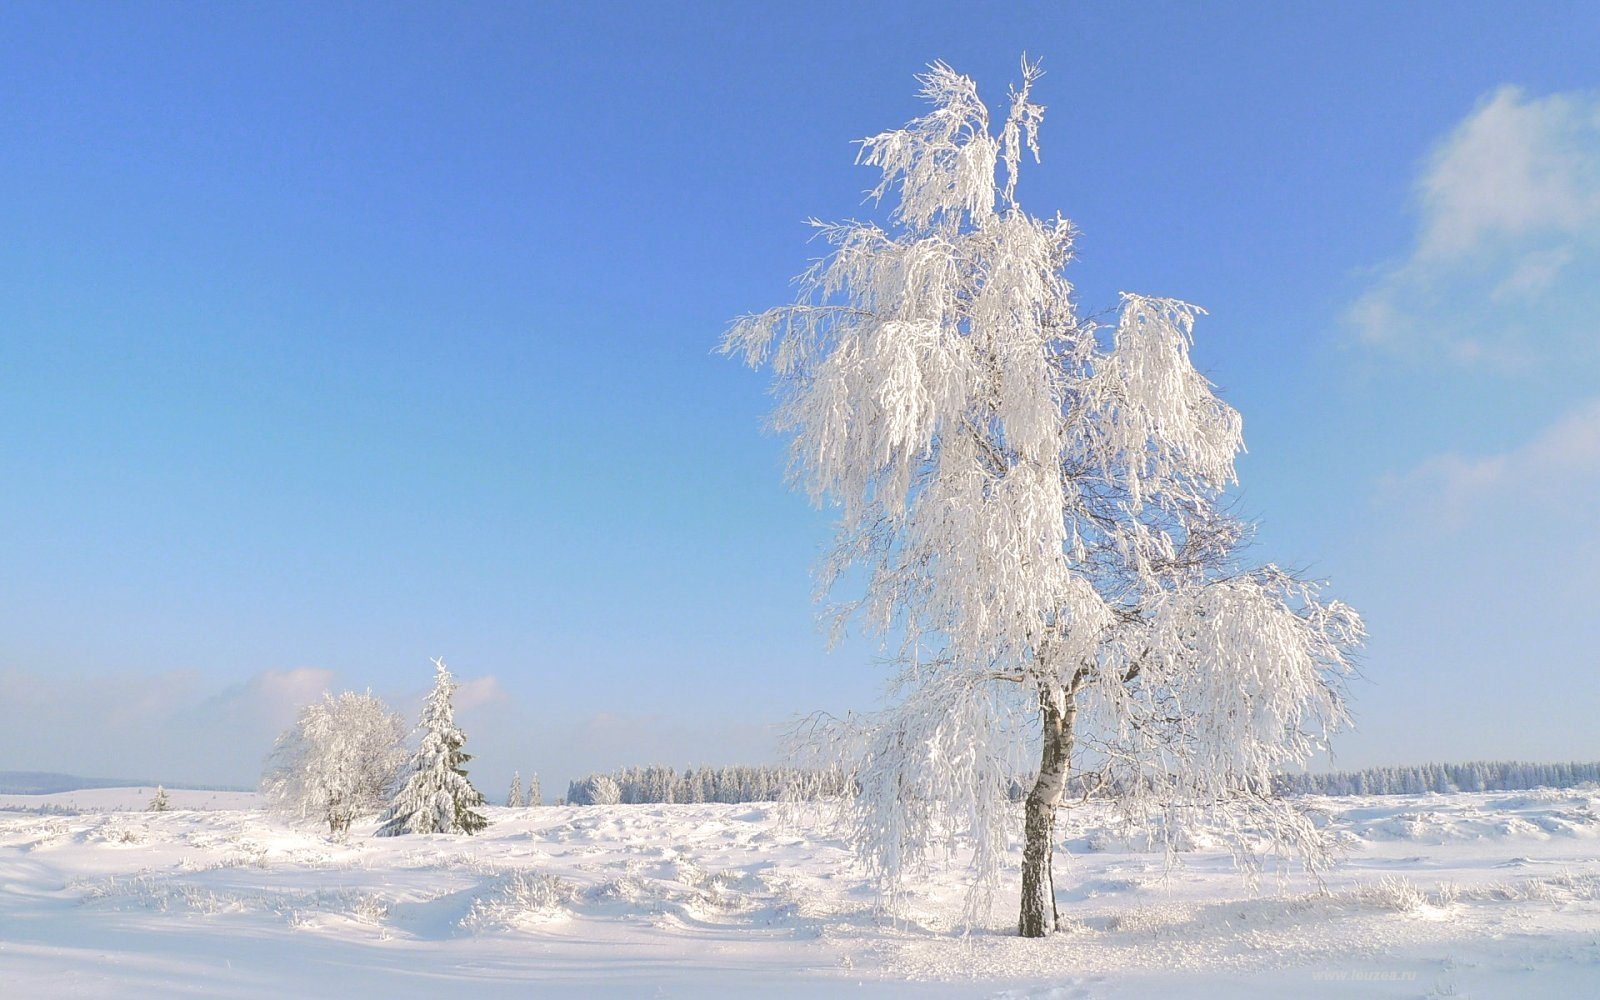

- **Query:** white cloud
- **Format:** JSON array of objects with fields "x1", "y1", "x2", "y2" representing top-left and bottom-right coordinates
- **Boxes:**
[
  {"x1": 453, "y1": 674, "x2": 509, "y2": 712},
  {"x1": 202, "y1": 667, "x2": 335, "y2": 722},
  {"x1": 1384, "y1": 398, "x2": 1600, "y2": 527},
  {"x1": 1349, "y1": 86, "x2": 1600, "y2": 364},
  {"x1": 1415, "y1": 87, "x2": 1600, "y2": 259}
]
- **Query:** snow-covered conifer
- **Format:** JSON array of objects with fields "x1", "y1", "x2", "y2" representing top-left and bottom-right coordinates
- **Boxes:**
[
  {"x1": 724, "y1": 59, "x2": 1364, "y2": 936},
  {"x1": 262, "y1": 690, "x2": 408, "y2": 836},
  {"x1": 148, "y1": 785, "x2": 170, "y2": 812},
  {"x1": 526, "y1": 771, "x2": 541, "y2": 807},
  {"x1": 376, "y1": 658, "x2": 488, "y2": 837},
  {"x1": 508, "y1": 771, "x2": 525, "y2": 808}
]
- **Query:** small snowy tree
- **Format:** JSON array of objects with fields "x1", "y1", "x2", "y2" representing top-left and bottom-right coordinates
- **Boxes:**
[
  {"x1": 148, "y1": 785, "x2": 170, "y2": 812},
  {"x1": 262, "y1": 690, "x2": 407, "y2": 837},
  {"x1": 567, "y1": 773, "x2": 621, "y2": 806},
  {"x1": 376, "y1": 658, "x2": 488, "y2": 836},
  {"x1": 507, "y1": 771, "x2": 525, "y2": 808},
  {"x1": 724, "y1": 59, "x2": 1364, "y2": 937},
  {"x1": 589, "y1": 774, "x2": 620, "y2": 805},
  {"x1": 526, "y1": 771, "x2": 541, "y2": 807}
]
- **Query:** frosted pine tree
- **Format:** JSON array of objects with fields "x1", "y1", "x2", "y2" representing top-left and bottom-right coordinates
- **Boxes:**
[
  {"x1": 507, "y1": 771, "x2": 525, "y2": 808},
  {"x1": 148, "y1": 785, "x2": 170, "y2": 812},
  {"x1": 724, "y1": 59, "x2": 1363, "y2": 936},
  {"x1": 376, "y1": 658, "x2": 488, "y2": 837},
  {"x1": 526, "y1": 771, "x2": 541, "y2": 807}
]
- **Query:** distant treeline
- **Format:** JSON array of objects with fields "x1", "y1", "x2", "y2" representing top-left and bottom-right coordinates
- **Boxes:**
[
  {"x1": 561, "y1": 759, "x2": 1600, "y2": 806},
  {"x1": 1274, "y1": 760, "x2": 1600, "y2": 797},
  {"x1": 565, "y1": 765, "x2": 850, "y2": 805}
]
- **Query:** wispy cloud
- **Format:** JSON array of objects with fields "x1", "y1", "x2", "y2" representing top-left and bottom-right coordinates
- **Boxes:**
[
  {"x1": 1349, "y1": 86, "x2": 1600, "y2": 366},
  {"x1": 1383, "y1": 398, "x2": 1600, "y2": 528},
  {"x1": 0, "y1": 666, "x2": 334, "y2": 786},
  {"x1": 453, "y1": 673, "x2": 509, "y2": 712},
  {"x1": 0, "y1": 660, "x2": 802, "y2": 802},
  {"x1": 201, "y1": 667, "x2": 336, "y2": 721}
]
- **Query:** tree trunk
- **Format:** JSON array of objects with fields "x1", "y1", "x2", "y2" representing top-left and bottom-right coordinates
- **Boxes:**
[{"x1": 1019, "y1": 688, "x2": 1073, "y2": 938}]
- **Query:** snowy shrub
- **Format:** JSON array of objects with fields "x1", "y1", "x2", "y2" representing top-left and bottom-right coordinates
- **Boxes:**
[
  {"x1": 1450, "y1": 872, "x2": 1600, "y2": 905},
  {"x1": 591, "y1": 775, "x2": 622, "y2": 806},
  {"x1": 95, "y1": 821, "x2": 148, "y2": 845},
  {"x1": 461, "y1": 870, "x2": 575, "y2": 930},
  {"x1": 1541, "y1": 869, "x2": 1600, "y2": 900},
  {"x1": 694, "y1": 871, "x2": 752, "y2": 912},
  {"x1": 80, "y1": 875, "x2": 250, "y2": 916},
  {"x1": 1356, "y1": 876, "x2": 1429, "y2": 913},
  {"x1": 346, "y1": 894, "x2": 390, "y2": 925},
  {"x1": 4, "y1": 817, "x2": 70, "y2": 847},
  {"x1": 262, "y1": 690, "x2": 407, "y2": 837},
  {"x1": 590, "y1": 874, "x2": 651, "y2": 905}
]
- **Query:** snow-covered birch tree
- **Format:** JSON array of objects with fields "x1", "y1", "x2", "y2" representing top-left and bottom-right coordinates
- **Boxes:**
[
  {"x1": 722, "y1": 59, "x2": 1364, "y2": 937},
  {"x1": 261, "y1": 691, "x2": 407, "y2": 837},
  {"x1": 376, "y1": 658, "x2": 488, "y2": 837},
  {"x1": 567, "y1": 773, "x2": 621, "y2": 806}
]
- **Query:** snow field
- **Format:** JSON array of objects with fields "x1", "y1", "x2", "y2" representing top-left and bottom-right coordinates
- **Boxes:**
[
  {"x1": 0, "y1": 786, "x2": 258, "y2": 814},
  {"x1": 2, "y1": 789, "x2": 1599, "y2": 997}
]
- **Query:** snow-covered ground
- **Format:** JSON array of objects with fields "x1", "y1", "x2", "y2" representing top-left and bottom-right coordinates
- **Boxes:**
[
  {"x1": 2, "y1": 788, "x2": 1598, "y2": 998},
  {"x1": 0, "y1": 787, "x2": 258, "y2": 814}
]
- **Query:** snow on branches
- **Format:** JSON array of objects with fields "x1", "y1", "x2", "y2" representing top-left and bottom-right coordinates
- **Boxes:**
[
  {"x1": 724, "y1": 58, "x2": 1364, "y2": 936},
  {"x1": 261, "y1": 691, "x2": 407, "y2": 837},
  {"x1": 376, "y1": 658, "x2": 488, "y2": 837}
]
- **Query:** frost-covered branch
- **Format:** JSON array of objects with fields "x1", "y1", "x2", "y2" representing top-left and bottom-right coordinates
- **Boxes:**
[
  {"x1": 262, "y1": 691, "x2": 408, "y2": 838},
  {"x1": 376, "y1": 658, "x2": 489, "y2": 837},
  {"x1": 724, "y1": 59, "x2": 1363, "y2": 936}
]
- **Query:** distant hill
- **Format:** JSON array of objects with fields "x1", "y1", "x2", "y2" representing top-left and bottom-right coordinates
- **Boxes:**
[{"x1": 0, "y1": 771, "x2": 249, "y2": 794}]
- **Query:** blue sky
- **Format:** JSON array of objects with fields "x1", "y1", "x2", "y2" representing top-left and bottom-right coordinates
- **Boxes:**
[{"x1": 3, "y1": 3, "x2": 1598, "y2": 793}]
